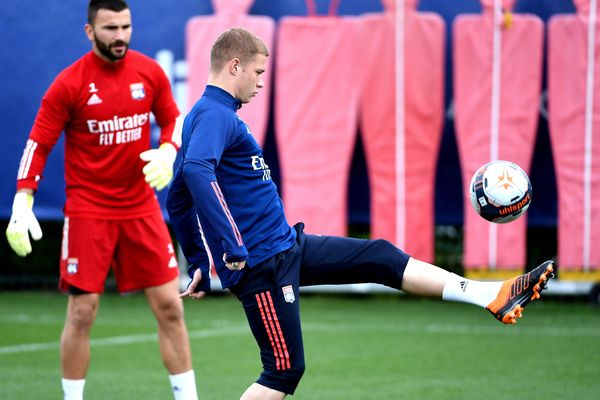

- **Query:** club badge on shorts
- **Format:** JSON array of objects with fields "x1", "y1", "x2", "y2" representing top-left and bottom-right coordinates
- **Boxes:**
[
  {"x1": 67, "y1": 258, "x2": 78, "y2": 274},
  {"x1": 130, "y1": 83, "x2": 145, "y2": 100},
  {"x1": 282, "y1": 285, "x2": 295, "y2": 303}
]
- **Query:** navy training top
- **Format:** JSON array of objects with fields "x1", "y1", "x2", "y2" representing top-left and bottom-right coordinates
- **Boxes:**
[{"x1": 166, "y1": 85, "x2": 296, "y2": 290}]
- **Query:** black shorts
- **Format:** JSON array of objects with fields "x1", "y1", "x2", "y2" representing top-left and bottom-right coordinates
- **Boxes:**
[{"x1": 229, "y1": 223, "x2": 410, "y2": 394}]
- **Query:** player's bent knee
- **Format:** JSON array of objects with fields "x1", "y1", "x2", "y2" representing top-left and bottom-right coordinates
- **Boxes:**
[
  {"x1": 258, "y1": 364, "x2": 306, "y2": 395},
  {"x1": 370, "y1": 239, "x2": 409, "y2": 263},
  {"x1": 372, "y1": 238, "x2": 396, "y2": 252},
  {"x1": 286, "y1": 364, "x2": 305, "y2": 385},
  {"x1": 367, "y1": 239, "x2": 409, "y2": 289}
]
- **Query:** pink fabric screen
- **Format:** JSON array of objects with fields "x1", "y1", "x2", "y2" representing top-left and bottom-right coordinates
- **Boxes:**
[
  {"x1": 548, "y1": 0, "x2": 600, "y2": 270},
  {"x1": 359, "y1": 2, "x2": 444, "y2": 262},
  {"x1": 275, "y1": 15, "x2": 361, "y2": 235},
  {"x1": 453, "y1": 3, "x2": 543, "y2": 270},
  {"x1": 185, "y1": 0, "x2": 274, "y2": 145}
]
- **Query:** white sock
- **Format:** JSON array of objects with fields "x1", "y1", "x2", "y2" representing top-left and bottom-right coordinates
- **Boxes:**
[
  {"x1": 169, "y1": 369, "x2": 199, "y2": 400},
  {"x1": 62, "y1": 378, "x2": 85, "y2": 400},
  {"x1": 442, "y1": 273, "x2": 503, "y2": 308}
]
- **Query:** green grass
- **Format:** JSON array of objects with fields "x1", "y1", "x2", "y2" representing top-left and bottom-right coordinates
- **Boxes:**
[{"x1": 1, "y1": 292, "x2": 599, "y2": 399}]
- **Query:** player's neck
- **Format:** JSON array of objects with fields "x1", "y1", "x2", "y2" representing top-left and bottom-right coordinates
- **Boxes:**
[{"x1": 207, "y1": 76, "x2": 237, "y2": 100}]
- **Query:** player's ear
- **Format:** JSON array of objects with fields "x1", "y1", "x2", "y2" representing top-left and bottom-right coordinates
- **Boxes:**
[
  {"x1": 84, "y1": 24, "x2": 94, "y2": 42},
  {"x1": 230, "y1": 58, "x2": 241, "y2": 76}
]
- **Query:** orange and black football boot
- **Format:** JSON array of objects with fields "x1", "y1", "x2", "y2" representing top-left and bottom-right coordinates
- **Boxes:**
[{"x1": 486, "y1": 260, "x2": 555, "y2": 324}]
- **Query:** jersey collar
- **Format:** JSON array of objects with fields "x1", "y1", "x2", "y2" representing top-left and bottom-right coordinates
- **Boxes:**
[
  {"x1": 204, "y1": 85, "x2": 242, "y2": 111},
  {"x1": 88, "y1": 50, "x2": 128, "y2": 70}
]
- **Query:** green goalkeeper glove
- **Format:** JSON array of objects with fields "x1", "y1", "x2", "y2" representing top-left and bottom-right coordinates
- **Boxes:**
[
  {"x1": 6, "y1": 192, "x2": 43, "y2": 257},
  {"x1": 139, "y1": 143, "x2": 177, "y2": 191}
]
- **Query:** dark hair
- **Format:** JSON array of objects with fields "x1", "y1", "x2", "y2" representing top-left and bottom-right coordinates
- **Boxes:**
[
  {"x1": 87, "y1": 0, "x2": 129, "y2": 24},
  {"x1": 210, "y1": 28, "x2": 269, "y2": 72}
]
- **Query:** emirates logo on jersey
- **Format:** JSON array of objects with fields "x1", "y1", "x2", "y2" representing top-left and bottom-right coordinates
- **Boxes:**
[
  {"x1": 87, "y1": 113, "x2": 149, "y2": 146},
  {"x1": 130, "y1": 83, "x2": 145, "y2": 100},
  {"x1": 87, "y1": 113, "x2": 149, "y2": 133}
]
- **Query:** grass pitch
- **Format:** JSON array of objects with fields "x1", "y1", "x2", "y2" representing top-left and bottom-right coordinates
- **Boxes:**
[{"x1": 0, "y1": 291, "x2": 599, "y2": 399}]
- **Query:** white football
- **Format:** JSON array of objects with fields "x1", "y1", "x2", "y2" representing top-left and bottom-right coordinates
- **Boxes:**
[{"x1": 469, "y1": 160, "x2": 532, "y2": 223}]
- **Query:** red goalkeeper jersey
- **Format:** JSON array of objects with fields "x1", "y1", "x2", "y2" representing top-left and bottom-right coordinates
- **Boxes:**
[{"x1": 16, "y1": 50, "x2": 180, "y2": 218}]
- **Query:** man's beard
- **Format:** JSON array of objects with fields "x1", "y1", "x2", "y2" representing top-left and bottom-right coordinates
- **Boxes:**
[{"x1": 94, "y1": 36, "x2": 129, "y2": 61}]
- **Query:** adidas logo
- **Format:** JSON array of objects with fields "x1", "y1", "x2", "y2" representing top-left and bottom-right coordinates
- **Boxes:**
[
  {"x1": 459, "y1": 280, "x2": 468, "y2": 292},
  {"x1": 168, "y1": 255, "x2": 178, "y2": 268},
  {"x1": 87, "y1": 93, "x2": 102, "y2": 105}
]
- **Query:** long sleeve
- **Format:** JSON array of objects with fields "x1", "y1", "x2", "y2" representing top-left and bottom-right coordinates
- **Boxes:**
[
  {"x1": 171, "y1": 85, "x2": 295, "y2": 289},
  {"x1": 167, "y1": 165, "x2": 212, "y2": 292},
  {"x1": 182, "y1": 109, "x2": 248, "y2": 263},
  {"x1": 152, "y1": 64, "x2": 182, "y2": 149},
  {"x1": 17, "y1": 78, "x2": 71, "y2": 191}
]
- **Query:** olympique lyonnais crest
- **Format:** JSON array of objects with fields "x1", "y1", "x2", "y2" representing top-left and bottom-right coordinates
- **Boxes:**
[
  {"x1": 130, "y1": 83, "x2": 145, "y2": 100},
  {"x1": 282, "y1": 285, "x2": 295, "y2": 303},
  {"x1": 67, "y1": 258, "x2": 78, "y2": 274}
]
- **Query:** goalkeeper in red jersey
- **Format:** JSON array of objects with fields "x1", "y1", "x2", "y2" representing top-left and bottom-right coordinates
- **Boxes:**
[{"x1": 5, "y1": 1, "x2": 198, "y2": 399}]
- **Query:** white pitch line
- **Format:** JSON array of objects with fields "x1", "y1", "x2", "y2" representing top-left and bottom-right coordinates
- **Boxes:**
[
  {"x1": 1, "y1": 321, "x2": 598, "y2": 356},
  {"x1": 301, "y1": 322, "x2": 600, "y2": 338},
  {"x1": 0, "y1": 325, "x2": 249, "y2": 355}
]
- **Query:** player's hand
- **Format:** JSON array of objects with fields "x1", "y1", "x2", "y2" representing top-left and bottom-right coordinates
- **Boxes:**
[
  {"x1": 225, "y1": 260, "x2": 246, "y2": 271},
  {"x1": 222, "y1": 253, "x2": 246, "y2": 271},
  {"x1": 6, "y1": 192, "x2": 43, "y2": 257},
  {"x1": 179, "y1": 268, "x2": 206, "y2": 300},
  {"x1": 139, "y1": 143, "x2": 177, "y2": 191}
]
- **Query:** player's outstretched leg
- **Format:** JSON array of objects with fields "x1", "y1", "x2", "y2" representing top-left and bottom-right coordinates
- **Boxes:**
[
  {"x1": 405, "y1": 257, "x2": 554, "y2": 324},
  {"x1": 485, "y1": 260, "x2": 555, "y2": 324}
]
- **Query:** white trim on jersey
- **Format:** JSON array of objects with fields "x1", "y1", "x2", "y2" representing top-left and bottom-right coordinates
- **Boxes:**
[
  {"x1": 210, "y1": 181, "x2": 244, "y2": 247},
  {"x1": 17, "y1": 139, "x2": 38, "y2": 180},
  {"x1": 196, "y1": 214, "x2": 215, "y2": 273},
  {"x1": 61, "y1": 217, "x2": 70, "y2": 261},
  {"x1": 171, "y1": 115, "x2": 183, "y2": 148}
]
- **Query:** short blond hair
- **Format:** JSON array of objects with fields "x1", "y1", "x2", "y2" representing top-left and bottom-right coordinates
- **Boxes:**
[{"x1": 210, "y1": 28, "x2": 269, "y2": 72}]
